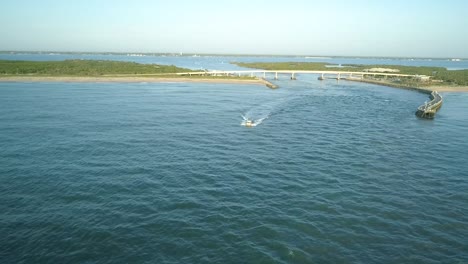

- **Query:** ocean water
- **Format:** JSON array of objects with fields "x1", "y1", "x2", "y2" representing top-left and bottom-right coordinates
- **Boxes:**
[{"x1": 1, "y1": 78, "x2": 467, "y2": 263}]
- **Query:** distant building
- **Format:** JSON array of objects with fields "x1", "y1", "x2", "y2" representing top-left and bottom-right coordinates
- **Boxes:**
[
  {"x1": 415, "y1": 75, "x2": 431, "y2": 82},
  {"x1": 365, "y1": 68, "x2": 400, "y2": 73}
]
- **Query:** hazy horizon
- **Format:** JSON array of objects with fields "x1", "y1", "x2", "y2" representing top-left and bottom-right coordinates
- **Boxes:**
[
  {"x1": 1, "y1": 0, "x2": 467, "y2": 58},
  {"x1": 2, "y1": 50, "x2": 468, "y2": 60}
]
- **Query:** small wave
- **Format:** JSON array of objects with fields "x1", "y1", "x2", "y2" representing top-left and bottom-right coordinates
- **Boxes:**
[{"x1": 243, "y1": 100, "x2": 282, "y2": 120}]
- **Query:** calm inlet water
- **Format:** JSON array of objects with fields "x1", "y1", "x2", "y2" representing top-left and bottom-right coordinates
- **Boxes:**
[{"x1": 1, "y1": 78, "x2": 468, "y2": 263}]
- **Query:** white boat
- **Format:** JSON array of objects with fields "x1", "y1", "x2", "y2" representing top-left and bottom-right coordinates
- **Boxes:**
[
  {"x1": 243, "y1": 119, "x2": 254, "y2": 127},
  {"x1": 241, "y1": 114, "x2": 266, "y2": 127},
  {"x1": 241, "y1": 115, "x2": 255, "y2": 127}
]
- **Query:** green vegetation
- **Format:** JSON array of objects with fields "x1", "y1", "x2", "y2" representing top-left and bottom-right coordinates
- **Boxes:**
[
  {"x1": 233, "y1": 62, "x2": 468, "y2": 86},
  {"x1": 235, "y1": 62, "x2": 331, "y2": 71},
  {"x1": 0, "y1": 60, "x2": 193, "y2": 76}
]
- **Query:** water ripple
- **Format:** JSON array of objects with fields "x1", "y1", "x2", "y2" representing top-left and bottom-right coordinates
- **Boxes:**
[{"x1": 1, "y1": 82, "x2": 467, "y2": 263}]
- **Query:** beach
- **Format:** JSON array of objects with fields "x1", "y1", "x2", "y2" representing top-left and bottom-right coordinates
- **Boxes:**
[
  {"x1": 421, "y1": 85, "x2": 468, "y2": 92},
  {"x1": 345, "y1": 77, "x2": 468, "y2": 92},
  {"x1": 0, "y1": 76, "x2": 269, "y2": 86}
]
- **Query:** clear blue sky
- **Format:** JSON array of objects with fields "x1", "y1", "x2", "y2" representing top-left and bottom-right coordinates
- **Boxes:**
[{"x1": 1, "y1": 0, "x2": 467, "y2": 57}]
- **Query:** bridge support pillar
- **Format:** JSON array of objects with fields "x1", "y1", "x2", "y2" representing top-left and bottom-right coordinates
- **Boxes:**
[
  {"x1": 263, "y1": 72, "x2": 266, "y2": 78},
  {"x1": 337, "y1": 73, "x2": 341, "y2": 80},
  {"x1": 275, "y1": 72, "x2": 278, "y2": 80},
  {"x1": 291, "y1": 72, "x2": 296, "y2": 80},
  {"x1": 250, "y1": 72, "x2": 254, "y2": 78}
]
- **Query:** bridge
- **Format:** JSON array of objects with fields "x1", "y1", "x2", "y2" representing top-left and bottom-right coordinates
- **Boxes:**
[
  {"x1": 176, "y1": 70, "x2": 427, "y2": 81},
  {"x1": 177, "y1": 69, "x2": 442, "y2": 118}
]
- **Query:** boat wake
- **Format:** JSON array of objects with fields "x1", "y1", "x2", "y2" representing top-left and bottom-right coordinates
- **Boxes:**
[
  {"x1": 241, "y1": 114, "x2": 268, "y2": 127},
  {"x1": 240, "y1": 96, "x2": 289, "y2": 127},
  {"x1": 240, "y1": 88, "x2": 310, "y2": 127}
]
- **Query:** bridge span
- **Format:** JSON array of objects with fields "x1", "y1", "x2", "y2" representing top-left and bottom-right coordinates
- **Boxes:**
[{"x1": 176, "y1": 70, "x2": 427, "y2": 81}]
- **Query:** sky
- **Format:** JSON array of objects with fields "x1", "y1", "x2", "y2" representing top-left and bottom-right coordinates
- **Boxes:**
[{"x1": 1, "y1": 0, "x2": 467, "y2": 57}]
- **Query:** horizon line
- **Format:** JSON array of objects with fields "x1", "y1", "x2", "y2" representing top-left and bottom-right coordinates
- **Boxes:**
[{"x1": 0, "y1": 50, "x2": 466, "y2": 60}]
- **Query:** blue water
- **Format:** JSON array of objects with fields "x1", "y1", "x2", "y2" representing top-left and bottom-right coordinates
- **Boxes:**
[
  {"x1": 1, "y1": 53, "x2": 468, "y2": 70},
  {"x1": 1, "y1": 75, "x2": 468, "y2": 263}
]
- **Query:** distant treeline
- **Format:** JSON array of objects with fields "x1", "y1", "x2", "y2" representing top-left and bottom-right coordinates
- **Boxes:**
[
  {"x1": 0, "y1": 60, "x2": 192, "y2": 76},
  {"x1": 234, "y1": 62, "x2": 468, "y2": 86}
]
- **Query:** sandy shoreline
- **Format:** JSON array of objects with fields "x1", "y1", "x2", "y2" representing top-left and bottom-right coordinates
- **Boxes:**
[
  {"x1": 419, "y1": 85, "x2": 468, "y2": 92},
  {"x1": 0, "y1": 76, "x2": 268, "y2": 86},
  {"x1": 345, "y1": 78, "x2": 468, "y2": 93}
]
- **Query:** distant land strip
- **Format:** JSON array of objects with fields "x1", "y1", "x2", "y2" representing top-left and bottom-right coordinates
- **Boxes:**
[
  {"x1": 233, "y1": 62, "x2": 468, "y2": 92},
  {"x1": 0, "y1": 76, "x2": 267, "y2": 86},
  {"x1": 0, "y1": 59, "x2": 265, "y2": 85},
  {"x1": 1, "y1": 59, "x2": 468, "y2": 91},
  {"x1": 0, "y1": 59, "x2": 193, "y2": 75}
]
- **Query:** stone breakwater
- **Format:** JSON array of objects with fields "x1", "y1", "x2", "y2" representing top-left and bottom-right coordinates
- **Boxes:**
[{"x1": 415, "y1": 91, "x2": 443, "y2": 119}]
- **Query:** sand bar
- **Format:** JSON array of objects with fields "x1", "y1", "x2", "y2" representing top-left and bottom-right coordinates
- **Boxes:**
[
  {"x1": 419, "y1": 85, "x2": 468, "y2": 92},
  {"x1": 346, "y1": 78, "x2": 468, "y2": 93},
  {"x1": 0, "y1": 76, "x2": 267, "y2": 86}
]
